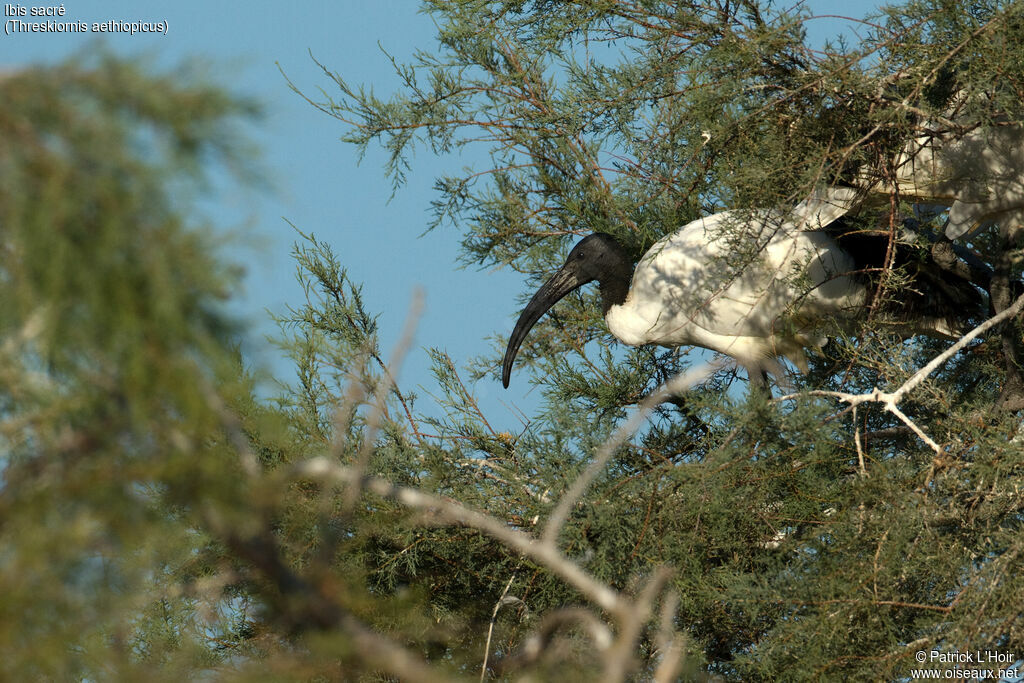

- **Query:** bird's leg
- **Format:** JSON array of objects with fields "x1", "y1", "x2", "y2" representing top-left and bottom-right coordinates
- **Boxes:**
[
  {"x1": 930, "y1": 238, "x2": 994, "y2": 292},
  {"x1": 663, "y1": 394, "x2": 688, "y2": 409},
  {"x1": 744, "y1": 364, "x2": 772, "y2": 398}
]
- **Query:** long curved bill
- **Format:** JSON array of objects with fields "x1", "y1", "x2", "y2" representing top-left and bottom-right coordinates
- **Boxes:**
[{"x1": 501, "y1": 265, "x2": 588, "y2": 388}]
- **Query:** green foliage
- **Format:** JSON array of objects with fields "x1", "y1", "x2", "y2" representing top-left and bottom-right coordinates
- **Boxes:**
[
  {"x1": 298, "y1": 0, "x2": 1024, "y2": 679},
  {"x1": 0, "y1": 53, "x2": 263, "y2": 679}
]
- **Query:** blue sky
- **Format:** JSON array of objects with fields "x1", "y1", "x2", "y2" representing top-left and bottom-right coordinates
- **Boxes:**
[{"x1": 1, "y1": 1, "x2": 872, "y2": 425}]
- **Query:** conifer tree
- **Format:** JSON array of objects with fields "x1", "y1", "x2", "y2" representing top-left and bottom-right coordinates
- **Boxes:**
[
  {"x1": 298, "y1": 1, "x2": 1024, "y2": 679},
  {"x1": 0, "y1": 53, "x2": 266, "y2": 679},
  {"x1": 5, "y1": 2, "x2": 1024, "y2": 681}
]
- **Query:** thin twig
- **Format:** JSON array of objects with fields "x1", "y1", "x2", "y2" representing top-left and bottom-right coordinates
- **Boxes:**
[
  {"x1": 343, "y1": 289, "x2": 424, "y2": 513},
  {"x1": 480, "y1": 573, "x2": 518, "y2": 682},
  {"x1": 853, "y1": 405, "x2": 866, "y2": 476}
]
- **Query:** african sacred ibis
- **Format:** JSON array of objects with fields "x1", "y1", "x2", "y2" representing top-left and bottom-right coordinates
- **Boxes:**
[
  {"x1": 848, "y1": 97, "x2": 1024, "y2": 240},
  {"x1": 501, "y1": 189, "x2": 981, "y2": 388}
]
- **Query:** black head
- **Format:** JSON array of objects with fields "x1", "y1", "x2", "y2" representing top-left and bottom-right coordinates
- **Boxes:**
[
  {"x1": 501, "y1": 233, "x2": 631, "y2": 388},
  {"x1": 563, "y1": 233, "x2": 629, "y2": 282}
]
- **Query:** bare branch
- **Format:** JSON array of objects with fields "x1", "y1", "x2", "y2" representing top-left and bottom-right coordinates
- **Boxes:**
[
  {"x1": 893, "y1": 292, "x2": 1024, "y2": 402},
  {"x1": 602, "y1": 566, "x2": 674, "y2": 682},
  {"x1": 343, "y1": 288, "x2": 424, "y2": 513},
  {"x1": 293, "y1": 458, "x2": 628, "y2": 615},
  {"x1": 336, "y1": 611, "x2": 454, "y2": 683},
  {"x1": 653, "y1": 591, "x2": 685, "y2": 683},
  {"x1": 778, "y1": 293, "x2": 1024, "y2": 455},
  {"x1": 480, "y1": 573, "x2": 518, "y2": 682},
  {"x1": 492, "y1": 607, "x2": 614, "y2": 675},
  {"x1": 886, "y1": 400, "x2": 942, "y2": 454},
  {"x1": 202, "y1": 514, "x2": 449, "y2": 683}
]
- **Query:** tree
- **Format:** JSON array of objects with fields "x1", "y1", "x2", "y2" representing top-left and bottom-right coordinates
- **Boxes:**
[
  {"x1": 4, "y1": 1, "x2": 1024, "y2": 681},
  {"x1": 298, "y1": 0, "x2": 1024, "y2": 679},
  {"x1": 0, "y1": 53, "x2": 265, "y2": 679},
  {"x1": 0, "y1": 49, "x2": 674, "y2": 682}
]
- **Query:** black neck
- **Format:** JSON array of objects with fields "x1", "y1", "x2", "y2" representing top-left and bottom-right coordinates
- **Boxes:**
[{"x1": 598, "y1": 277, "x2": 630, "y2": 313}]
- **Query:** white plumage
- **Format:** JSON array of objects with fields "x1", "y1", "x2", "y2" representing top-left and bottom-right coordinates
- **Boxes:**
[
  {"x1": 603, "y1": 205, "x2": 864, "y2": 376},
  {"x1": 855, "y1": 116, "x2": 1024, "y2": 239},
  {"x1": 501, "y1": 188, "x2": 974, "y2": 388}
]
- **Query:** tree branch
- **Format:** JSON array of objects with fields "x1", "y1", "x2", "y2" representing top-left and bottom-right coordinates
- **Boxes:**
[
  {"x1": 293, "y1": 458, "x2": 628, "y2": 615},
  {"x1": 778, "y1": 293, "x2": 1024, "y2": 454}
]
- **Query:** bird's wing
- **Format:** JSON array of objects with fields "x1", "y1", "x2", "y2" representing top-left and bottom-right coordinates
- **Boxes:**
[
  {"x1": 622, "y1": 211, "x2": 863, "y2": 344},
  {"x1": 790, "y1": 187, "x2": 860, "y2": 230}
]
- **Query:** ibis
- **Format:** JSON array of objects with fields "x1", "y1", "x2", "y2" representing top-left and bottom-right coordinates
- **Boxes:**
[
  {"x1": 501, "y1": 189, "x2": 982, "y2": 388},
  {"x1": 844, "y1": 92, "x2": 1024, "y2": 240}
]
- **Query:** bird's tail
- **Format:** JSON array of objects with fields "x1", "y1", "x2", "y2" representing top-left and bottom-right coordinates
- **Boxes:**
[{"x1": 825, "y1": 216, "x2": 987, "y2": 337}]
